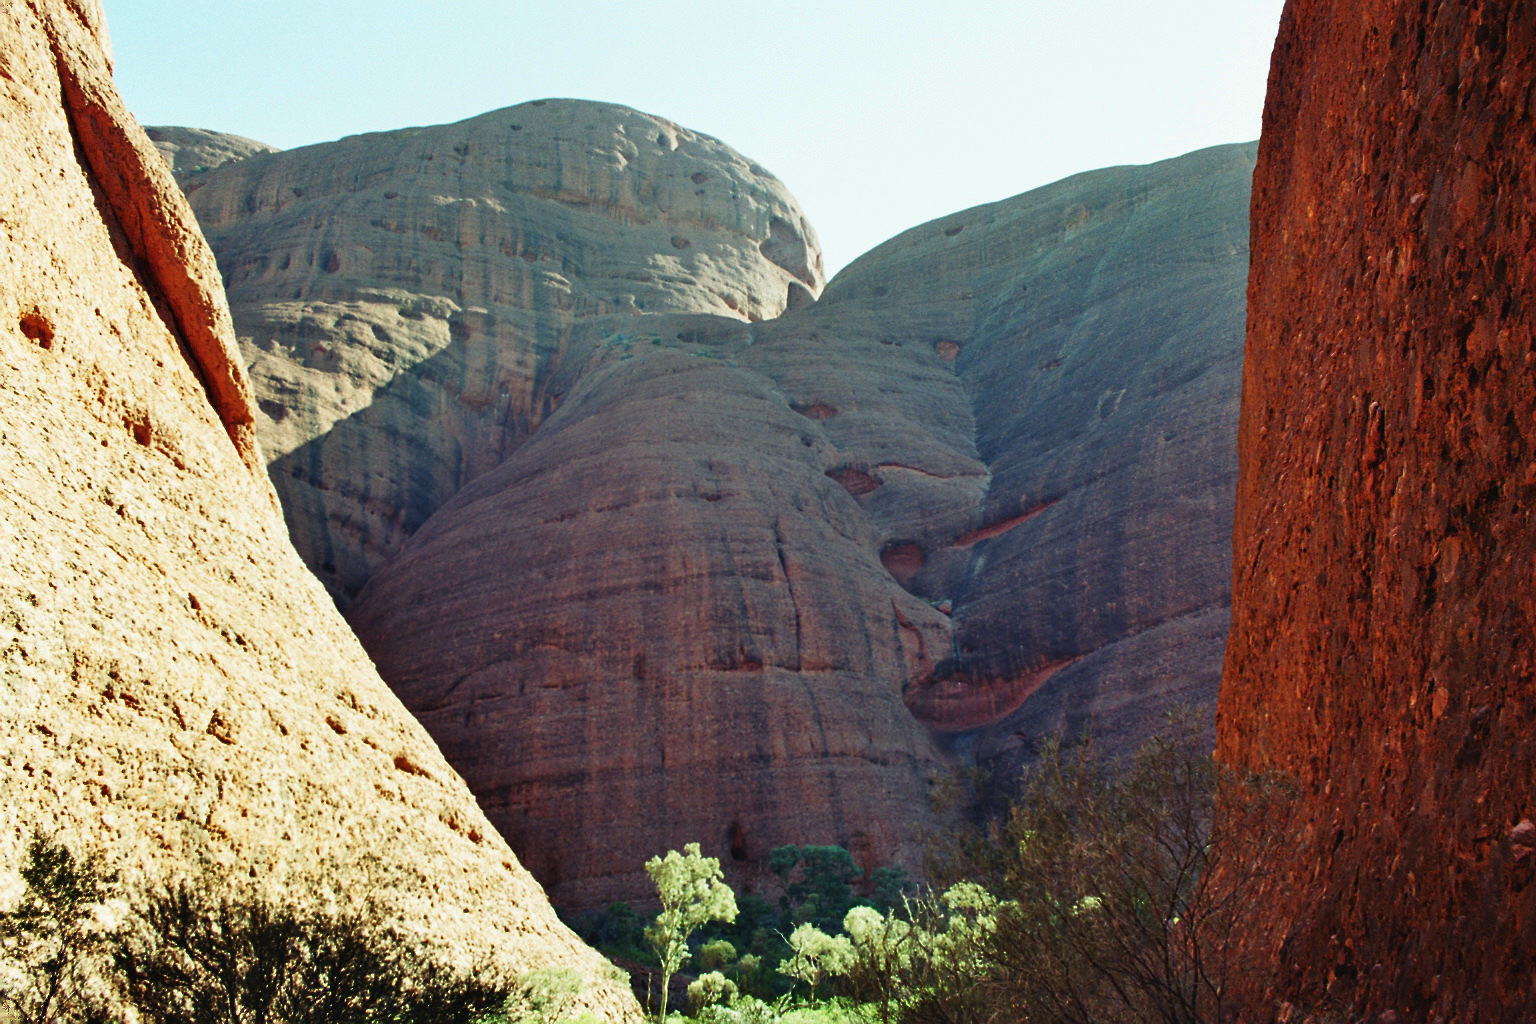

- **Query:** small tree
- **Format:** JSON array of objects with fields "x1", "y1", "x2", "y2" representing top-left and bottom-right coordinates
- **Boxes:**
[
  {"x1": 912, "y1": 720, "x2": 1292, "y2": 1024},
  {"x1": 0, "y1": 834, "x2": 116, "y2": 1024},
  {"x1": 777, "y1": 923, "x2": 853, "y2": 1002},
  {"x1": 766, "y1": 847, "x2": 860, "y2": 932},
  {"x1": 685, "y1": 971, "x2": 738, "y2": 1014},
  {"x1": 643, "y1": 844, "x2": 737, "y2": 1021}
]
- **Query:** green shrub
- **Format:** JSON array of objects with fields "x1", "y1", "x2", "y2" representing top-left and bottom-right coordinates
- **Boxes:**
[
  {"x1": 777, "y1": 925, "x2": 853, "y2": 1002},
  {"x1": 498, "y1": 967, "x2": 603, "y2": 1024},
  {"x1": 111, "y1": 870, "x2": 505, "y2": 1024},
  {"x1": 686, "y1": 971, "x2": 738, "y2": 1013},
  {"x1": 0, "y1": 835, "x2": 115, "y2": 1024},
  {"x1": 905, "y1": 721, "x2": 1292, "y2": 1024}
]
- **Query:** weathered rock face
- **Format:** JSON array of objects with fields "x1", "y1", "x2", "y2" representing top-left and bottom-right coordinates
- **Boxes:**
[
  {"x1": 337, "y1": 139, "x2": 1254, "y2": 907},
  {"x1": 348, "y1": 315, "x2": 957, "y2": 908},
  {"x1": 0, "y1": 5, "x2": 636, "y2": 1017},
  {"x1": 815, "y1": 143, "x2": 1254, "y2": 765},
  {"x1": 146, "y1": 125, "x2": 277, "y2": 179},
  {"x1": 181, "y1": 100, "x2": 824, "y2": 606},
  {"x1": 1217, "y1": 1, "x2": 1536, "y2": 1020}
]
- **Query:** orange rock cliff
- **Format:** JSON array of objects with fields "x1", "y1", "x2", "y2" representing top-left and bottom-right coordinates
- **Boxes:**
[
  {"x1": 0, "y1": 2, "x2": 637, "y2": 1017},
  {"x1": 1217, "y1": 0, "x2": 1536, "y2": 1019}
]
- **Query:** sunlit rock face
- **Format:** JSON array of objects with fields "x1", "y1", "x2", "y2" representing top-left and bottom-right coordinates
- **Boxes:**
[
  {"x1": 0, "y1": 6, "x2": 638, "y2": 1018},
  {"x1": 1217, "y1": 1, "x2": 1536, "y2": 1020},
  {"x1": 183, "y1": 94, "x2": 1253, "y2": 908},
  {"x1": 179, "y1": 98, "x2": 823, "y2": 608},
  {"x1": 146, "y1": 125, "x2": 277, "y2": 178}
]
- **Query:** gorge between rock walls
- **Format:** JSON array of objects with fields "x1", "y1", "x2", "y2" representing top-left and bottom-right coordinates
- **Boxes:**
[{"x1": 167, "y1": 102, "x2": 1253, "y2": 908}]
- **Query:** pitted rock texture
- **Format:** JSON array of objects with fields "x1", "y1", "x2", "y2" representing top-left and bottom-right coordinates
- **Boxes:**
[
  {"x1": 815, "y1": 142, "x2": 1254, "y2": 764},
  {"x1": 0, "y1": 6, "x2": 637, "y2": 1018},
  {"x1": 146, "y1": 125, "x2": 277, "y2": 179},
  {"x1": 339, "y1": 140, "x2": 1253, "y2": 907},
  {"x1": 1217, "y1": 1, "x2": 1536, "y2": 1021},
  {"x1": 180, "y1": 99, "x2": 824, "y2": 606}
]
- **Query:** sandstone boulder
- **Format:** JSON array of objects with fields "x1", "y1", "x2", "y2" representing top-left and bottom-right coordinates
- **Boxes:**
[
  {"x1": 1217, "y1": 1, "x2": 1536, "y2": 1019},
  {"x1": 0, "y1": 4, "x2": 636, "y2": 1017}
]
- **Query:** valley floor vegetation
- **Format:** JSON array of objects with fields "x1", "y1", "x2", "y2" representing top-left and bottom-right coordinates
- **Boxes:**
[
  {"x1": 563, "y1": 721, "x2": 1300, "y2": 1024},
  {"x1": 1, "y1": 723, "x2": 1297, "y2": 1024}
]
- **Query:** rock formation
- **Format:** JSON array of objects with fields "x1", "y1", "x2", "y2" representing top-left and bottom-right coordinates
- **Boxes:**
[
  {"x1": 813, "y1": 142, "x2": 1254, "y2": 767},
  {"x1": 169, "y1": 79, "x2": 1253, "y2": 907},
  {"x1": 0, "y1": 3, "x2": 636, "y2": 1017},
  {"x1": 179, "y1": 99, "x2": 824, "y2": 607},
  {"x1": 336, "y1": 136, "x2": 1253, "y2": 906},
  {"x1": 1217, "y1": 1, "x2": 1536, "y2": 1020},
  {"x1": 146, "y1": 125, "x2": 277, "y2": 179}
]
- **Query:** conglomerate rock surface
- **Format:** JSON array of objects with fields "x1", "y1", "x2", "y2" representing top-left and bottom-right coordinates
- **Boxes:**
[
  {"x1": 1217, "y1": 1, "x2": 1536, "y2": 1020},
  {"x1": 0, "y1": 4, "x2": 638, "y2": 1017}
]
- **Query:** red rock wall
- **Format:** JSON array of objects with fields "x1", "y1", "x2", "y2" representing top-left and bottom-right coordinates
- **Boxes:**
[{"x1": 1217, "y1": 1, "x2": 1536, "y2": 1020}]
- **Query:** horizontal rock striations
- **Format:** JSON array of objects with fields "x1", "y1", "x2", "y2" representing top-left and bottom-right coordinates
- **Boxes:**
[
  {"x1": 180, "y1": 97, "x2": 1254, "y2": 907},
  {"x1": 180, "y1": 99, "x2": 824, "y2": 606},
  {"x1": 339, "y1": 140, "x2": 1254, "y2": 905},
  {"x1": 348, "y1": 318, "x2": 956, "y2": 908},
  {"x1": 0, "y1": 5, "x2": 636, "y2": 1017},
  {"x1": 1217, "y1": 1, "x2": 1536, "y2": 1020},
  {"x1": 815, "y1": 142, "x2": 1255, "y2": 763}
]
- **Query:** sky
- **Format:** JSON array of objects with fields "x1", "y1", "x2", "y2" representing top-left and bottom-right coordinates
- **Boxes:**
[{"x1": 103, "y1": 0, "x2": 1286, "y2": 277}]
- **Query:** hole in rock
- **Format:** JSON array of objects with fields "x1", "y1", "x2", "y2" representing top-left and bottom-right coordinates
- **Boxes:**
[
  {"x1": 671, "y1": 236, "x2": 691, "y2": 249},
  {"x1": 826, "y1": 466, "x2": 881, "y2": 496},
  {"x1": 786, "y1": 281, "x2": 815, "y2": 311},
  {"x1": 729, "y1": 822, "x2": 748, "y2": 861},
  {"x1": 872, "y1": 286, "x2": 889, "y2": 298},
  {"x1": 791, "y1": 402, "x2": 838, "y2": 420},
  {"x1": 125, "y1": 416, "x2": 153, "y2": 447},
  {"x1": 880, "y1": 540, "x2": 925, "y2": 583},
  {"x1": 934, "y1": 339, "x2": 960, "y2": 360},
  {"x1": 19, "y1": 311, "x2": 54, "y2": 349},
  {"x1": 691, "y1": 171, "x2": 709, "y2": 185},
  {"x1": 322, "y1": 251, "x2": 341, "y2": 273},
  {"x1": 325, "y1": 716, "x2": 347, "y2": 735},
  {"x1": 393, "y1": 754, "x2": 432, "y2": 778},
  {"x1": 944, "y1": 225, "x2": 963, "y2": 237},
  {"x1": 509, "y1": 123, "x2": 522, "y2": 131},
  {"x1": 530, "y1": 100, "x2": 546, "y2": 106}
]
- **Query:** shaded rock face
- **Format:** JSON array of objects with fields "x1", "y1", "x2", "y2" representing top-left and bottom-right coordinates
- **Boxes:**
[
  {"x1": 0, "y1": 5, "x2": 637, "y2": 1017},
  {"x1": 334, "y1": 139, "x2": 1255, "y2": 907},
  {"x1": 180, "y1": 99, "x2": 824, "y2": 606},
  {"x1": 1217, "y1": 2, "x2": 1536, "y2": 1020},
  {"x1": 348, "y1": 318, "x2": 957, "y2": 908},
  {"x1": 817, "y1": 143, "x2": 1254, "y2": 765}
]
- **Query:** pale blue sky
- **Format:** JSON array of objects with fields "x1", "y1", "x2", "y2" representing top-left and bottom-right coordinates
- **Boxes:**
[{"x1": 103, "y1": 0, "x2": 1285, "y2": 275}]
